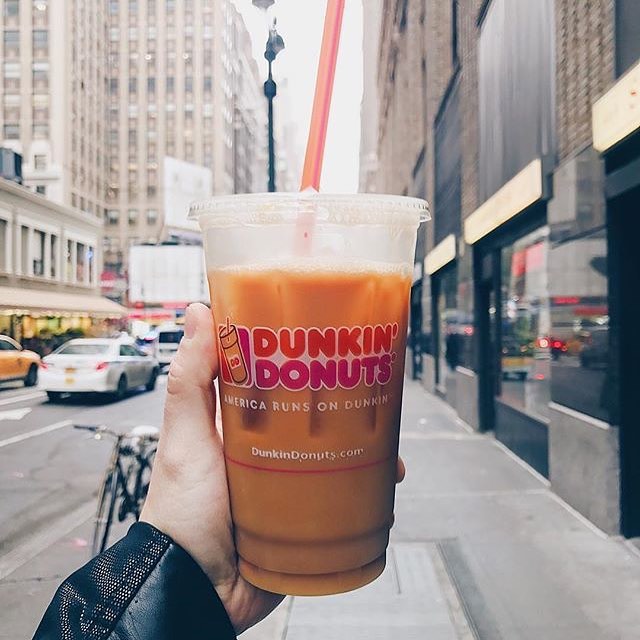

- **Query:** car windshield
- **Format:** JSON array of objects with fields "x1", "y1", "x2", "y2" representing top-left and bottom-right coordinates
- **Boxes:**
[
  {"x1": 55, "y1": 343, "x2": 111, "y2": 355},
  {"x1": 158, "y1": 331, "x2": 183, "y2": 344}
]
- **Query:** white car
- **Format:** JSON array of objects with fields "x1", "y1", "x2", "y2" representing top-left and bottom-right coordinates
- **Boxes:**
[
  {"x1": 155, "y1": 325, "x2": 184, "y2": 369},
  {"x1": 39, "y1": 338, "x2": 160, "y2": 402}
]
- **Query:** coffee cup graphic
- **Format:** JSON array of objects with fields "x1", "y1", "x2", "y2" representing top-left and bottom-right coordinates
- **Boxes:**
[{"x1": 219, "y1": 322, "x2": 249, "y2": 385}]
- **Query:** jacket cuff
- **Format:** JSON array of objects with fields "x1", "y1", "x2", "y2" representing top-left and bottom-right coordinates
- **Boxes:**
[{"x1": 34, "y1": 521, "x2": 237, "y2": 640}]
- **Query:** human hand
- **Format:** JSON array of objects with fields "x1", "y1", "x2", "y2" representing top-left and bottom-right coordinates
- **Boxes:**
[{"x1": 141, "y1": 303, "x2": 406, "y2": 634}]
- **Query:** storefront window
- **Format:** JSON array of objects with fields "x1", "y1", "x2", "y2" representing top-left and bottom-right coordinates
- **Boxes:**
[
  {"x1": 499, "y1": 227, "x2": 551, "y2": 421},
  {"x1": 457, "y1": 250, "x2": 474, "y2": 369},
  {"x1": 549, "y1": 229, "x2": 609, "y2": 421},
  {"x1": 436, "y1": 266, "x2": 459, "y2": 403}
]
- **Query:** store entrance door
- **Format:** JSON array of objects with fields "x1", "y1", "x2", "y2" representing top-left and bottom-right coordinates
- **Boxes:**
[
  {"x1": 612, "y1": 185, "x2": 640, "y2": 537},
  {"x1": 477, "y1": 251, "x2": 499, "y2": 432}
]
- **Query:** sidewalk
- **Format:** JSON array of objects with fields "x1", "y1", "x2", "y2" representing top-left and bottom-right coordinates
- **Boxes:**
[
  {"x1": 3, "y1": 381, "x2": 640, "y2": 639},
  {"x1": 245, "y1": 380, "x2": 640, "y2": 640}
]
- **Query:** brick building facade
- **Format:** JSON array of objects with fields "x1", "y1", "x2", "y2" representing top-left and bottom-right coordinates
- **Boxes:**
[{"x1": 366, "y1": 0, "x2": 640, "y2": 536}]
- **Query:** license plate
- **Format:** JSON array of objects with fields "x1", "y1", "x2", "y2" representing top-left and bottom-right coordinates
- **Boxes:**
[
  {"x1": 65, "y1": 376, "x2": 75, "y2": 385},
  {"x1": 65, "y1": 367, "x2": 76, "y2": 374}
]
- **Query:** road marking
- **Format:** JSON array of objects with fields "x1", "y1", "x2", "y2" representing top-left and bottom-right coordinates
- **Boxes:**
[
  {"x1": 0, "y1": 407, "x2": 32, "y2": 421},
  {"x1": 0, "y1": 420, "x2": 72, "y2": 449},
  {"x1": 0, "y1": 391, "x2": 45, "y2": 407},
  {"x1": 0, "y1": 501, "x2": 95, "y2": 581}
]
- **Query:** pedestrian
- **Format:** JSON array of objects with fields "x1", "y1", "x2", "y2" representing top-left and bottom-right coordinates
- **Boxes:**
[{"x1": 33, "y1": 304, "x2": 283, "y2": 639}]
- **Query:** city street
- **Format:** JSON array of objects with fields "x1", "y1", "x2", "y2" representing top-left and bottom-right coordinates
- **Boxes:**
[
  {"x1": 0, "y1": 377, "x2": 166, "y2": 639},
  {"x1": 2, "y1": 377, "x2": 640, "y2": 639}
]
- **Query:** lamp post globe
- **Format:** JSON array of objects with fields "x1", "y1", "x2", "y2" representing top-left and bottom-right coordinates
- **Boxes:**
[{"x1": 252, "y1": 0, "x2": 275, "y2": 9}]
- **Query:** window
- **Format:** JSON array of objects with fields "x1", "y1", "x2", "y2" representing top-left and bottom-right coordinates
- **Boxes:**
[
  {"x1": 4, "y1": 1, "x2": 19, "y2": 17},
  {"x1": 32, "y1": 30, "x2": 48, "y2": 57},
  {"x1": 4, "y1": 31, "x2": 19, "y2": 57},
  {"x1": 147, "y1": 185, "x2": 156, "y2": 197},
  {"x1": 0, "y1": 338, "x2": 19, "y2": 351},
  {"x1": 33, "y1": 229, "x2": 45, "y2": 275},
  {"x1": 129, "y1": 27, "x2": 137, "y2": 40},
  {"x1": 36, "y1": 185, "x2": 46, "y2": 195},
  {"x1": 166, "y1": 0, "x2": 175, "y2": 11},
  {"x1": 57, "y1": 343, "x2": 110, "y2": 356},
  {"x1": 128, "y1": 209, "x2": 138, "y2": 225},
  {"x1": 0, "y1": 219, "x2": 7, "y2": 272},
  {"x1": 33, "y1": 104, "x2": 48, "y2": 122},
  {"x1": 109, "y1": 27, "x2": 119, "y2": 41},
  {"x1": 147, "y1": 77, "x2": 155, "y2": 93},
  {"x1": 33, "y1": 123, "x2": 48, "y2": 138},
  {"x1": 129, "y1": 0, "x2": 137, "y2": 13},
  {"x1": 129, "y1": 77, "x2": 137, "y2": 94},
  {"x1": 109, "y1": 78, "x2": 118, "y2": 94},
  {"x1": 147, "y1": 209, "x2": 158, "y2": 225},
  {"x1": 76, "y1": 243, "x2": 86, "y2": 282},
  {"x1": 34, "y1": 155, "x2": 46, "y2": 170},
  {"x1": 499, "y1": 227, "x2": 551, "y2": 421},
  {"x1": 32, "y1": 1, "x2": 48, "y2": 26},
  {"x1": 32, "y1": 68, "x2": 48, "y2": 90},
  {"x1": 50, "y1": 234, "x2": 57, "y2": 277},
  {"x1": 106, "y1": 209, "x2": 120, "y2": 225},
  {"x1": 203, "y1": 76, "x2": 212, "y2": 93},
  {"x1": 185, "y1": 76, "x2": 193, "y2": 93},
  {"x1": 108, "y1": 0, "x2": 118, "y2": 14},
  {"x1": 3, "y1": 124, "x2": 19, "y2": 139},
  {"x1": 166, "y1": 76, "x2": 174, "y2": 93}
]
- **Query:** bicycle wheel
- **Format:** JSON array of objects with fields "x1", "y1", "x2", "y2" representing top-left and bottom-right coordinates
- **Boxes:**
[
  {"x1": 92, "y1": 470, "x2": 119, "y2": 556},
  {"x1": 133, "y1": 449, "x2": 156, "y2": 519}
]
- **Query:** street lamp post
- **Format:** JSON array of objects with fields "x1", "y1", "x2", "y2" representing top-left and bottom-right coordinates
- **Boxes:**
[{"x1": 263, "y1": 23, "x2": 284, "y2": 192}]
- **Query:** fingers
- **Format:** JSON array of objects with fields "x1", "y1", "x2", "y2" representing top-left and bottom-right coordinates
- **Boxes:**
[
  {"x1": 396, "y1": 456, "x2": 406, "y2": 483},
  {"x1": 162, "y1": 303, "x2": 219, "y2": 451}
]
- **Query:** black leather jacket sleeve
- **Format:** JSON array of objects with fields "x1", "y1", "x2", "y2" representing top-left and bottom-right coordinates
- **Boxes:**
[{"x1": 33, "y1": 522, "x2": 237, "y2": 640}]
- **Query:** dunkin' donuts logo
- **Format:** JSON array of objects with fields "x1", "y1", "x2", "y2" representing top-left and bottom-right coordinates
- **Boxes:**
[{"x1": 219, "y1": 319, "x2": 399, "y2": 391}]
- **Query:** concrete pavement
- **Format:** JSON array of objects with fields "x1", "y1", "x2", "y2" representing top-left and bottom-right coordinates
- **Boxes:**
[
  {"x1": 2, "y1": 379, "x2": 640, "y2": 638},
  {"x1": 245, "y1": 380, "x2": 640, "y2": 640}
]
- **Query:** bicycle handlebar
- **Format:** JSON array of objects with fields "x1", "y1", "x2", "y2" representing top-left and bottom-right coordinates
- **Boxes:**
[{"x1": 73, "y1": 424, "x2": 158, "y2": 442}]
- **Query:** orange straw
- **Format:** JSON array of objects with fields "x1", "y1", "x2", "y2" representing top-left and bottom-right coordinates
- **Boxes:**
[{"x1": 300, "y1": 0, "x2": 346, "y2": 190}]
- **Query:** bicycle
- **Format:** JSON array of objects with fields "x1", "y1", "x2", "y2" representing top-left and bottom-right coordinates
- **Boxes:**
[{"x1": 75, "y1": 423, "x2": 160, "y2": 555}]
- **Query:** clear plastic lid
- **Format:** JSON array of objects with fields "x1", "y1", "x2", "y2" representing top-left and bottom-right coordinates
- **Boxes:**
[{"x1": 189, "y1": 192, "x2": 430, "y2": 228}]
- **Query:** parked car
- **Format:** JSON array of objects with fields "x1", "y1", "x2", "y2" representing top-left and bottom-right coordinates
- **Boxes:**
[
  {"x1": 155, "y1": 324, "x2": 184, "y2": 369},
  {"x1": 0, "y1": 335, "x2": 40, "y2": 387},
  {"x1": 39, "y1": 338, "x2": 159, "y2": 402}
]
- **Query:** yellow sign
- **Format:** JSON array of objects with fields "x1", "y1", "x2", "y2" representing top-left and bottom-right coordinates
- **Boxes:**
[
  {"x1": 464, "y1": 158, "x2": 543, "y2": 245},
  {"x1": 593, "y1": 59, "x2": 640, "y2": 152},
  {"x1": 424, "y1": 234, "x2": 456, "y2": 275}
]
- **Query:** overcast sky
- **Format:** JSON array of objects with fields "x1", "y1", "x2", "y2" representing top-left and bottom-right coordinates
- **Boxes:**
[{"x1": 232, "y1": 0, "x2": 363, "y2": 193}]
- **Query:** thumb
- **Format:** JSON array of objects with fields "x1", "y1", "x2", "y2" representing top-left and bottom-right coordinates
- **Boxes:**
[{"x1": 162, "y1": 303, "x2": 219, "y2": 452}]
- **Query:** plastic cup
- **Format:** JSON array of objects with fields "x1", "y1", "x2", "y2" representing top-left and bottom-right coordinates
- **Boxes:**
[{"x1": 190, "y1": 192, "x2": 429, "y2": 596}]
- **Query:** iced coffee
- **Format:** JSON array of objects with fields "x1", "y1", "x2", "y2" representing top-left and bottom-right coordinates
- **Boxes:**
[{"x1": 191, "y1": 193, "x2": 428, "y2": 595}]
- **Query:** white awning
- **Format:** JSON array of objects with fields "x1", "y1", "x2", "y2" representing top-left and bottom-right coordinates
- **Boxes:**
[{"x1": 0, "y1": 286, "x2": 126, "y2": 317}]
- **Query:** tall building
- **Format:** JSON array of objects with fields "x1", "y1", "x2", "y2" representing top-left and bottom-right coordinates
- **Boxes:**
[
  {"x1": 0, "y1": 0, "x2": 108, "y2": 216},
  {"x1": 230, "y1": 2, "x2": 265, "y2": 194},
  {"x1": 358, "y1": 0, "x2": 382, "y2": 193},
  {"x1": 372, "y1": 0, "x2": 640, "y2": 538},
  {"x1": 103, "y1": 0, "x2": 263, "y2": 281},
  {"x1": 274, "y1": 78, "x2": 300, "y2": 192}
]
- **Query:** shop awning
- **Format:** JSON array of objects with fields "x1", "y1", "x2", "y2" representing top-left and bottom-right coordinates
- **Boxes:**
[{"x1": 0, "y1": 286, "x2": 127, "y2": 317}]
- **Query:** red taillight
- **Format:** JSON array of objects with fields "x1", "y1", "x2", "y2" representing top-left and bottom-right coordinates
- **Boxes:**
[
  {"x1": 39, "y1": 361, "x2": 49, "y2": 370},
  {"x1": 96, "y1": 361, "x2": 110, "y2": 371},
  {"x1": 552, "y1": 340, "x2": 563, "y2": 349}
]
